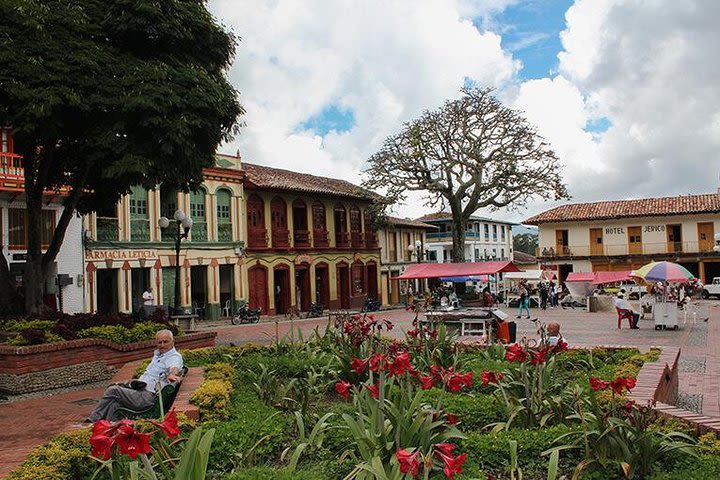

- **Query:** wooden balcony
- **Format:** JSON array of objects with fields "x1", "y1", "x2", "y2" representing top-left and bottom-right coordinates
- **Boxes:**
[
  {"x1": 272, "y1": 228, "x2": 290, "y2": 248},
  {"x1": 313, "y1": 228, "x2": 329, "y2": 248},
  {"x1": 247, "y1": 228, "x2": 267, "y2": 249},
  {"x1": 365, "y1": 231, "x2": 379, "y2": 249},
  {"x1": 0, "y1": 153, "x2": 23, "y2": 180},
  {"x1": 350, "y1": 231, "x2": 365, "y2": 248},
  {"x1": 536, "y1": 240, "x2": 712, "y2": 259},
  {"x1": 335, "y1": 231, "x2": 350, "y2": 248},
  {"x1": 293, "y1": 229, "x2": 310, "y2": 248}
]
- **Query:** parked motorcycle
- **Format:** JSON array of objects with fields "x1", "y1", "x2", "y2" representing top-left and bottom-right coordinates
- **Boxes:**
[
  {"x1": 362, "y1": 297, "x2": 381, "y2": 312},
  {"x1": 231, "y1": 302, "x2": 261, "y2": 325},
  {"x1": 306, "y1": 302, "x2": 324, "y2": 318}
]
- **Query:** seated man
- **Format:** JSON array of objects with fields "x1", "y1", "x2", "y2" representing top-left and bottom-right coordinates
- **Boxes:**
[
  {"x1": 87, "y1": 329, "x2": 183, "y2": 422},
  {"x1": 614, "y1": 290, "x2": 640, "y2": 329},
  {"x1": 546, "y1": 322, "x2": 566, "y2": 348}
]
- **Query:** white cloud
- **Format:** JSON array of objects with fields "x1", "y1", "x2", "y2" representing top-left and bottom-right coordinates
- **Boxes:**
[{"x1": 210, "y1": 0, "x2": 720, "y2": 224}]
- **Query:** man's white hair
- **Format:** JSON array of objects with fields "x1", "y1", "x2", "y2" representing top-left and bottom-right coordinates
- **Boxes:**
[{"x1": 156, "y1": 329, "x2": 174, "y2": 340}]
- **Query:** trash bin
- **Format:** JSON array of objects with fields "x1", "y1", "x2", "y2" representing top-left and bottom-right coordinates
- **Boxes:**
[{"x1": 508, "y1": 321, "x2": 517, "y2": 343}]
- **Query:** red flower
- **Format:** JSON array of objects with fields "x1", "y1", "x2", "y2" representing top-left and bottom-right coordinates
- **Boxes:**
[
  {"x1": 365, "y1": 382, "x2": 380, "y2": 399},
  {"x1": 589, "y1": 377, "x2": 609, "y2": 391},
  {"x1": 555, "y1": 340, "x2": 569, "y2": 352},
  {"x1": 459, "y1": 371, "x2": 473, "y2": 388},
  {"x1": 623, "y1": 377, "x2": 637, "y2": 390},
  {"x1": 505, "y1": 343, "x2": 528, "y2": 362},
  {"x1": 395, "y1": 449, "x2": 420, "y2": 476},
  {"x1": 445, "y1": 374, "x2": 463, "y2": 392},
  {"x1": 369, "y1": 354, "x2": 387, "y2": 372},
  {"x1": 388, "y1": 351, "x2": 412, "y2": 376},
  {"x1": 152, "y1": 408, "x2": 181, "y2": 438},
  {"x1": 407, "y1": 329, "x2": 418, "y2": 338},
  {"x1": 89, "y1": 432, "x2": 115, "y2": 460},
  {"x1": 430, "y1": 365, "x2": 444, "y2": 381},
  {"x1": 91, "y1": 419, "x2": 115, "y2": 437},
  {"x1": 419, "y1": 375, "x2": 435, "y2": 389},
  {"x1": 351, "y1": 358, "x2": 369, "y2": 375},
  {"x1": 623, "y1": 400, "x2": 636, "y2": 413},
  {"x1": 531, "y1": 348, "x2": 549, "y2": 365},
  {"x1": 446, "y1": 413, "x2": 459, "y2": 425},
  {"x1": 481, "y1": 370, "x2": 504, "y2": 386},
  {"x1": 385, "y1": 320, "x2": 394, "y2": 331},
  {"x1": 609, "y1": 376, "x2": 637, "y2": 395},
  {"x1": 114, "y1": 423, "x2": 152, "y2": 460},
  {"x1": 434, "y1": 443, "x2": 456, "y2": 456},
  {"x1": 440, "y1": 452, "x2": 467, "y2": 479},
  {"x1": 335, "y1": 380, "x2": 352, "y2": 399}
]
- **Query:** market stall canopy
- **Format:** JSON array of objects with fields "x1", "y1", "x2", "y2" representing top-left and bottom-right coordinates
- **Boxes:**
[
  {"x1": 592, "y1": 271, "x2": 632, "y2": 285},
  {"x1": 633, "y1": 261, "x2": 694, "y2": 283},
  {"x1": 394, "y1": 261, "x2": 520, "y2": 280},
  {"x1": 566, "y1": 272, "x2": 595, "y2": 282},
  {"x1": 503, "y1": 270, "x2": 550, "y2": 281},
  {"x1": 438, "y1": 275, "x2": 495, "y2": 282}
]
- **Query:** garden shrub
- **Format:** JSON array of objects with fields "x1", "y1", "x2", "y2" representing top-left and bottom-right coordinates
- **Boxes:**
[
  {"x1": 7, "y1": 428, "x2": 98, "y2": 480},
  {"x1": 208, "y1": 389, "x2": 288, "y2": 472},
  {"x1": 463, "y1": 424, "x2": 581, "y2": 477},
  {"x1": 649, "y1": 454, "x2": 720, "y2": 479},
  {"x1": 224, "y1": 466, "x2": 325, "y2": 479},
  {"x1": 190, "y1": 378, "x2": 233, "y2": 421},
  {"x1": 421, "y1": 388, "x2": 505, "y2": 430},
  {"x1": 77, "y1": 322, "x2": 165, "y2": 344},
  {"x1": 204, "y1": 361, "x2": 236, "y2": 383},
  {"x1": 181, "y1": 343, "x2": 268, "y2": 366}
]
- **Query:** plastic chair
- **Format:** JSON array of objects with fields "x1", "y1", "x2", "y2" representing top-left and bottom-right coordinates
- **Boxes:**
[
  {"x1": 222, "y1": 300, "x2": 231, "y2": 317},
  {"x1": 616, "y1": 307, "x2": 634, "y2": 329}
]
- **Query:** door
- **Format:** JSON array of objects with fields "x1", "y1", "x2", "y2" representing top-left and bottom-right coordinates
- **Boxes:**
[
  {"x1": 390, "y1": 271, "x2": 400, "y2": 305},
  {"x1": 273, "y1": 267, "x2": 291, "y2": 314},
  {"x1": 337, "y1": 263, "x2": 350, "y2": 309},
  {"x1": 315, "y1": 264, "x2": 329, "y2": 307},
  {"x1": 666, "y1": 224, "x2": 682, "y2": 253},
  {"x1": 628, "y1": 226, "x2": 642, "y2": 254},
  {"x1": 271, "y1": 197, "x2": 289, "y2": 248},
  {"x1": 96, "y1": 269, "x2": 119, "y2": 314},
  {"x1": 162, "y1": 267, "x2": 176, "y2": 309},
  {"x1": 219, "y1": 264, "x2": 234, "y2": 314},
  {"x1": 698, "y1": 222, "x2": 714, "y2": 252},
  {"x1": 246, "y1": 195, "x2": 266, "y2": 248},
  {"x1": 366, "y1": 262, "x2": 378, "y2": 302},
  {"x1": 295, "y1": 265, "x2": 311, "y2": 311},
  {"x1": 131, "y1": 268, "x2": 151, "y2": 313},
  {"x1": 555, "y1": 230, "x2": 568, "y2": 255},
  {"x1": 589, "y1": 228, "x2": 603, "y2": 256},
  {"x1": 248, "y1": 266, "x2": 268, "y2": 314}
]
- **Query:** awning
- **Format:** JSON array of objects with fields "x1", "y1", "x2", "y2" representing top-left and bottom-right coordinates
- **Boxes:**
[
  {"x1": 439, "y1": 275, "x2": 495, "y2": 282},
  {"x1": 503, "y1": 270, "x2": 548, "y2": 281},
  {"x1": 394, "y1": 261, "x2": 520, "y2": 280}
]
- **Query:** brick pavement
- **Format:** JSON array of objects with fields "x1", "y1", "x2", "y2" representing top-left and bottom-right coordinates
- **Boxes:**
[{"x1": 1, "y1": 300, "x2": 718, "y2": 478}]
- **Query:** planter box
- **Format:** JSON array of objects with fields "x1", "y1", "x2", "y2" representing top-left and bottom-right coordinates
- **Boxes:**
[{"x1": 0, "y1": 332, "x2": 216, "y2": 395}]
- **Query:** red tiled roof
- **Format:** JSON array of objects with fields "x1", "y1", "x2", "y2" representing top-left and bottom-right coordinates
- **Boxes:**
[
  {"x1": 386, "y1": 216, "x2": 439, "y2": 230},
  {"x1": 242, "y1": 162, "x2": 377, "y2": 200},
  {"x1": 524, "y1": 193, "x2": 720, "y2": 225},
  {"x1": 416, "y1": 211, "x2": 516, "y2": 225},
  {"x1": 513, "y1": 251, "x2": 537, "y2": 264}
]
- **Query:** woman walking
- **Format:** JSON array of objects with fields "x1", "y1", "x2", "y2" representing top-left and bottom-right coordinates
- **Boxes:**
[{"x1": 516, "y1": 281, "x2": 531, "y2": 319}]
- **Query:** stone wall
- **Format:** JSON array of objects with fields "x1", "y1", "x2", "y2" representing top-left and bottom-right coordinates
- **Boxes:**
[
  {"x1": 0, "y1": 332, "x2": 216, "y2": 394},
  {"x1": 0, "y1": 361, "x2": 115, "y2": 395}
]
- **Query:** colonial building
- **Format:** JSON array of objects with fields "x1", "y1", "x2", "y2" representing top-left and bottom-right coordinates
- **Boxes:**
[
  {"x1": 240, "y1": 160, "x2": 380, "y2": 314},
  {"x1": 0, "y1": 128, "x2": 84, "y2": 313},
  {"x1": 416, "y1": 212, "x2": 515, "y2": 263},
  {"x1": 524, "y1": 193, "x2": 720, "y2": 283},
  {"x1": 83, "y1": 155, "x2": 245, "y2": 320},
  {"x1": 377, "y1": 217, "x2": 437, "y2": 305}
]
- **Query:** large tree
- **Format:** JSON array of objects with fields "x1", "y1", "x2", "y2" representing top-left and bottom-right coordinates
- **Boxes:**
[
  {"x1": 364, "y1": 87, "x2": 569, "y2": 262},
  {"x1": 0, "y1": 0, "x2": 243, "y2": 313}
]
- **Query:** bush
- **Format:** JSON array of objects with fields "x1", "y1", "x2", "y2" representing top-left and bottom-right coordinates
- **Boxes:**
[
  {"x1": 224, "y1": 466, "x2": 325, "y2": 480},
  {"x1": 208, "y1": 389, "x2": 288, "y2": 472},
  {"x1": 649, "y1": 454, "x2": 720, "y2": 479},
  {"x1": 462, "y1": 424, "x2": 581, "y2": 478},
  {"x1": 190, "y1": 378, "x2": 233, "y2": 421},
  {"x1": 77, "y1": 322, "x2": 166, "y2": 344},
  {"x1": 181, "y1": 343, "x2": 268, "y2": 366},
  {"x1": 421, "y1": 388, "x2": 504, "y2": 431},
  {"x1": 7, "y1": 429, "x2": 99, "y2": 480},
  {"x1": 204, "y1": 362, "x2": 236, "y2": 383}
]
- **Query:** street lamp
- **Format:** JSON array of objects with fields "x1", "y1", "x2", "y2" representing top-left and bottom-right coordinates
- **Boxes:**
[
  {"x1": 408, "y1": 239, "x2": 424, "y2": 294},
  {"x1": 159, "y1": 209, "x2": 193, "y2": 314}
]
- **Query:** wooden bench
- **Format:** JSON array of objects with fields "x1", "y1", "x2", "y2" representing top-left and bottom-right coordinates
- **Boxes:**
[{"x1": 115, "y1": 366, "x2": 202, "y2": 420}]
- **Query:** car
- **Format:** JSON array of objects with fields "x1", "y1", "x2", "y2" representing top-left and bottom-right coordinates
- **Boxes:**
[{"x1": 701, "y1": 277, "x2": 720, "y2": 299}]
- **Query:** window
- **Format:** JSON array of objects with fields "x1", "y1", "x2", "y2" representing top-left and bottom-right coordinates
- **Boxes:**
[
  {"x1": 484, "y1": 224, "x2": 489, "y2": 240},
  {"x1": 501, "y1": 225, "x2": 506, "y2": 241},
  {"x1": 190, "y1": 190, "x2": 207, "y2": 242},
  {"x1": 129, "y1": 186, "x2": 148, "y2": 216},
  {"x1": 474, "y1": 249, "x2": 480, "y2": 261},
  {"x1": 501, "y1": 248, "x2": 505, "y2": 259},
  {"x1": 1, "y1": 128, "x2": 10, "y2": 152},
  {"x1": 388, "y1": 231, "x2": 397, "y2": 262},
  {"x1": 216, "y1": 189, "x2": 232, "y2": 241},
  {"x1": 492, "y1": 225, "x2": 497, "y2": 241},
  {"x1": 8, "y1": 208, "x2": 55, "y2": 249}
]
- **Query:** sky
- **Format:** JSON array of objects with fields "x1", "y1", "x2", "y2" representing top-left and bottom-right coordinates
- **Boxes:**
[{"x1": 208, "y1": 0, "x2": 720, "y2": 225}]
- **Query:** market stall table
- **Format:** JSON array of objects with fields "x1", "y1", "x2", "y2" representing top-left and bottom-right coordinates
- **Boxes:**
[{"x1": 422, "y1": 307, "x2": 509, "y2": 340}]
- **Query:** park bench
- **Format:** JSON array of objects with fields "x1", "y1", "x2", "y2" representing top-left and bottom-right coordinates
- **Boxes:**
[{"x1": 115, "y1": 366, "x2": 189, "y2": 420}]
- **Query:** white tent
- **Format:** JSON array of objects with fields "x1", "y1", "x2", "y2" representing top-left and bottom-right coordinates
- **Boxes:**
[{"x1": 503, "y1": 270, "x2": 546, "y2": 281}]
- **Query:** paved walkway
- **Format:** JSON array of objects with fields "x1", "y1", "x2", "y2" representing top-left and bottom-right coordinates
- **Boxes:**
[{"x1": 0, "y1": 300, "x2": 718, "y2": 478}]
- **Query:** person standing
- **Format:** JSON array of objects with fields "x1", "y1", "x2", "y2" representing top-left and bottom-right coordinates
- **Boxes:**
[
  {"x1": 516, "y1": 281, "x2": 531, "y2": 319},
  {"x1": 539, "y1": 282, "x2": 549, "y2": 310},
  {"x1": 142, "y1": 288, "x2": 154, "y2": 306},
  {"x1": 549, "y1": 282, "x2": 557, "y2": 308}
]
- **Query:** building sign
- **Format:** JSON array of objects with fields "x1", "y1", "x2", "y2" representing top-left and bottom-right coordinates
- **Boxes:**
[
  {"x1": 85, "y1": 249, "x2": 158, "y2": 261},
  {"x1": 643, "y1": 225, "x2": 665, "y2": 233},
  {"x1": 605, "y1": 227, "x2": 625, "y2": 235}
]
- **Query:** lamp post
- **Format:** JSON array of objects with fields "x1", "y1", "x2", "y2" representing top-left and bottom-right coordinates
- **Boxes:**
[
  {"x1": 159, "y1": 210, "x2": 193, "y2": 314},
  {"x1": 408, "y1": 239, "x2": 424, "y2": 293}
]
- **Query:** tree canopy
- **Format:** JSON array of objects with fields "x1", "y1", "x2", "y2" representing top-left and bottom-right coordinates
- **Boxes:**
[
  {"x1": 0, "y1": 0, "x2": 243, "y2": 313},
  {"x1": 363, "y1": 87, "x2": 569, "y2": 262}
]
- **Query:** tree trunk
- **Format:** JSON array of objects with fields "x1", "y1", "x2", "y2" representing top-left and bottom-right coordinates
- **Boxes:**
[
  {"x1": 25, "y1": 188, "x2": 45, "y2": 314},
  {"x1": 448, "y1": 199, "x2": 466, "y2": 263}
]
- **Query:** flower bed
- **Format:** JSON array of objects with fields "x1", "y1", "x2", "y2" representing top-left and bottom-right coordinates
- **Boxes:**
[{"x1": 8, "y1": 312, "x2": 711, "y2": 480}]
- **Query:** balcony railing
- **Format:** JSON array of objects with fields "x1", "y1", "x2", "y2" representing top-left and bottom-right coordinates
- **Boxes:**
[
  {"x1": 426, "y1": 230, "x2": 483, "y2": 242},
  {"x1": 0, "y1": 153, "x2": 24, "y2": 180},
  {"x1": 272, "y1": 228, "x2": 290, "y2": 248},
  {"x1": 313, "y1": 228, "x2": 329, "y2": 248},
  {"x1": 294, "y1": 229, "x2": 310, "y2": 248},
  {"x1": 192, "y1": 221, "x2": 208, "y2": 242},
  {"x1": 130, "y1": 218, "x2": 150, "y2": 242},
  {"x1": 365, "y1": 231, "x2": 379, "y2": 248},
  {"x1": 248, "y1": 228, "x2": 267, "y2": 249},
  {"x1": 335, "y1": 231, "x2": 350, "y2": 248},
  {"x1": 350, "y1": 231, "x2": 365, "y2": 248},
  {"x1": 218, "y1": 222, "x2": 232, "y2": 242},
  {"x1": 536, "y1": 240, "x2": 710, "y2": 258},
  {"x1": 97, "y1": 217, "x2": 119, "y2": 241}
]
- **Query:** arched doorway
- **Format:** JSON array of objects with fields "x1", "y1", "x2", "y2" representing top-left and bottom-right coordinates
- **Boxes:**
[
  {"x1": 248, "y1": 265, "x2": 268, "y2": 314},
  {"x1": 336, "y1": 262, "x2": 350, "y2": 309},
  {"x1": 366, "y1": 261, "x2": 378, "y2": 302},
  {"x1": 295, "y1": 263, "x2": 311, "y2": 311},
  {"x1": 315, "y1": 262, "x2": 329, "y2": 307},
  {"x1": 273, "y1": 264, "x2": 291, "y2": 314}
]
